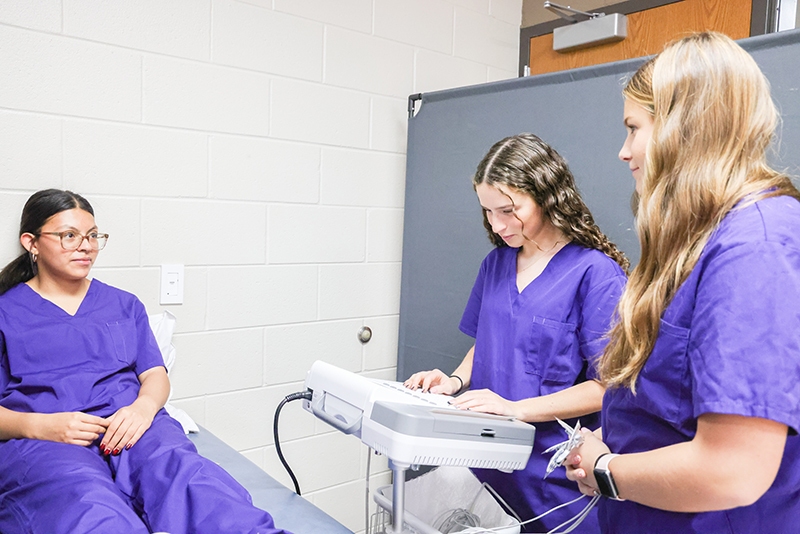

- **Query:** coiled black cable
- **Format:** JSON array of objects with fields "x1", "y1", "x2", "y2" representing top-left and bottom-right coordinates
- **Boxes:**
[{"x1": 273, "y1": 390, "x2": 313, "y2": 495}]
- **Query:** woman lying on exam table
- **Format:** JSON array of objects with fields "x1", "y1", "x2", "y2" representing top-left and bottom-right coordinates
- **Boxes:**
[
  {"x1": 0, "y1": 189, "x2": 291, "y2": 534},
  {"x1": 405, "y1": 134, "x2": 629, "y2": 532},
  {"x1": 565, "y1": 32, "x2": 800, "y2": 534}
]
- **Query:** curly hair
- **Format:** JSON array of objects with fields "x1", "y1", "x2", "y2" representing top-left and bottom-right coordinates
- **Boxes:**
[{"x1": 473, "y1": 133, "x2": 629, "y2": 273}]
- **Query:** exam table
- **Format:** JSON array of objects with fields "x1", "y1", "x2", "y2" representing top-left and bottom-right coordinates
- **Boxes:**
[{"x1": 189, "y1": 426, "x2": 353, "y2": 534}]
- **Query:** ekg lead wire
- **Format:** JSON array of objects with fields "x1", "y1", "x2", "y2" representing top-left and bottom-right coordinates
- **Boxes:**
[{"x1": 456, "y1": 493, "x2": 599, "y2": 534}]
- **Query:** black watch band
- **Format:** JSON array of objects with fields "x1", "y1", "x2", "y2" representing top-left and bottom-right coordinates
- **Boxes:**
[
  {"x1": 593, "y1": 453, "x2": 624, "y2": 501},
  {"x1": 449, "y1": 375, "x2": 464, "y2": 395}
]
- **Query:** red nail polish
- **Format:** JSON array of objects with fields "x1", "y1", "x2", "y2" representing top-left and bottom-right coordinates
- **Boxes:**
[
  {"x1": 125, "y1": 443, "x2": 132, "y2": 450},
  {"x1": 112, "y1": 448, "x2": 120, "y2": 456},
  {"x1": 104, "y1": 448, "x2": 111, "y2": 456}
]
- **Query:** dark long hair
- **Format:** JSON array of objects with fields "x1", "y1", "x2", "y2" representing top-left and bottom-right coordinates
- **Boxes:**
[
  {"x1": 473, "y1": 133, "x2": 630, "y2": 272},
  {"x1": 0, "y1": 189, "x2": 95, "y2": 295}
]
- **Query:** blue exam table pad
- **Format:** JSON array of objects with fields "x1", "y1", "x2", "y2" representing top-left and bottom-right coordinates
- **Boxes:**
[{"x1": 189, "y1": 426, "x2": 353, "y2": 534}]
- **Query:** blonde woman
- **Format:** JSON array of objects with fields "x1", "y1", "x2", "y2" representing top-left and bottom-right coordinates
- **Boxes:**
[{"x1": 566, "y1": 33, "x2": 800, "y2": 533}]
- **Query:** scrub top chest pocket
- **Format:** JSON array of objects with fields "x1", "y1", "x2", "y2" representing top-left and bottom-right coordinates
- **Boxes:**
[
  {"x1": 106, "y1": 318, "x2": 138, "y2": 365},
  {"x1": 634, "y1": 319, "x2": 692, "y2": 426},
  {"x1": 11, "y1": 320, "x2": 135, "y2": 375},
  {"x1": 526, "y1": 316, "x2": 580, "y2": 384}
]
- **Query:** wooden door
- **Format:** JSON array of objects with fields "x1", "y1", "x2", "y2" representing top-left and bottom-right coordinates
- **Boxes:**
[{"x1": 528, "y1": 0, "x2": 752, "y2": 76}]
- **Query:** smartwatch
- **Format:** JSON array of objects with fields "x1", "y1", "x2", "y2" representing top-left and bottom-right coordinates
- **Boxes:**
[{"x1": 593, "y1": 453, "x2": 624, "y2": 501}]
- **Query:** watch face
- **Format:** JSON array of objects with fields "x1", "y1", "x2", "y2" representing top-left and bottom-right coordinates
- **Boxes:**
[{"x1": 595, "y1": 471, "x2": 616, "y2": 498}]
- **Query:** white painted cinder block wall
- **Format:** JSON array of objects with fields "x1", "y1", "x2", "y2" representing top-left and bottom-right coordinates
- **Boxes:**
[{"x1": 0, "y1": 1, "x2": 521, "y2": 531}]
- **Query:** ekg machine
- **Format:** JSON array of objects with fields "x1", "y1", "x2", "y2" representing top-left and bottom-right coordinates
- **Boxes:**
[{"x1": 303, "y1": 361, "x2": 535, "y2": 533}]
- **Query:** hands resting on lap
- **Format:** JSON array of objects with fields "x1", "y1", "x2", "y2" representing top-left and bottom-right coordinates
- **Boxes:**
[{"x1": 30, "y1": 403, "x2": 157, "y2": 456}]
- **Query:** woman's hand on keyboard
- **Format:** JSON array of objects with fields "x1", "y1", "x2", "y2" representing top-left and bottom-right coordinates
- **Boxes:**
[
  {"x1": 404, "y1": 369, "x2": 460, "y2": 395},
  {"x1": 447, "y1": 389, "x2": 521, "y2": 419}
]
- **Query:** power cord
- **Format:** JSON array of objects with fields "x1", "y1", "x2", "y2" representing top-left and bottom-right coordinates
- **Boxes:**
[{"x1": 273, "y1": 390, "x2": 313, "y2": 495}]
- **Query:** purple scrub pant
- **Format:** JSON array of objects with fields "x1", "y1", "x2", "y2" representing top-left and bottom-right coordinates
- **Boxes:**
[{"x1": 0, "y1": 412, "x2": 288, "y2": 534}]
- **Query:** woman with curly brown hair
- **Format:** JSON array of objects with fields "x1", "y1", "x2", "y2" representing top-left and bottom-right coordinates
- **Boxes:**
[{"x1": 406, "y1": 133, "x2": 628, "y2": 532}]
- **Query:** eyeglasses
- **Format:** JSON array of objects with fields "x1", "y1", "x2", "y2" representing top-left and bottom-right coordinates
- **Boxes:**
[{"x1": 38, "y1": 231, "x2": 109, "y2": 251}]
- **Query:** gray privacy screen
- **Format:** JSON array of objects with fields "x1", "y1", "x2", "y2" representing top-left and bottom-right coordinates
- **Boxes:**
[{"x1": 397, "y1": 29, "x2": 800, "y2": 381}]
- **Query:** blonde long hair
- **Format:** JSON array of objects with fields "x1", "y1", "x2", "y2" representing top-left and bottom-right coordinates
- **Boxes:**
[{"x1": 600, "y1": 32, "x2": 800, "y2": 390}]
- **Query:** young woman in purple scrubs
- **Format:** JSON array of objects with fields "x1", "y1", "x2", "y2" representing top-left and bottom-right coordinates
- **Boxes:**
[
  {"x1": 0, "y1": 189, "x2": 290, "y2": 534},
  {"x1": 405, "y1": 134, "x2": 629, "y2": 532},
  {"x1": 565, "y1": 33, "x2": 800, "y2": 533}
]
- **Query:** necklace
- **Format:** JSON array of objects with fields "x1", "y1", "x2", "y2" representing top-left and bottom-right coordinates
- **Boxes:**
[{"x1": 517, "y1": 240, "x2": 565, "y2": 274}]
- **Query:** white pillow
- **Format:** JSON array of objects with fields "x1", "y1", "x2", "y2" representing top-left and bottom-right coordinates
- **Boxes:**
[
  {"x1": 149, "y1": 311, "x2": 177, "y2": 374},
  {"x1": 148, "y1": 311, "x2": 199, "y2": 434}
]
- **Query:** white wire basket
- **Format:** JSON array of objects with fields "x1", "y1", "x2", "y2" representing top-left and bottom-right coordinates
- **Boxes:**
[{"x1": 370, "y1": 466, "x2": 520, "y2": 534}]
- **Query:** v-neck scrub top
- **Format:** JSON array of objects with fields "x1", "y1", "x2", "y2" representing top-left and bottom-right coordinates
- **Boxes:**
[
  {"x1": 460, "y1": 243, "x2": 627, "y2": 532},
  {"x1": 600, "y1": 196, "x2": 800, "y2": 533},
  {"x1": 0, "y1": 279, "x2": 291, "y2": 534},
  {"x1": 0, "y1": 279, "x2": 164, "y2": 417}
]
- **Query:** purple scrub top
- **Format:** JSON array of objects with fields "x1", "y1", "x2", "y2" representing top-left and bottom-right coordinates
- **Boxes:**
[
  {"x1": 0, "y1": 279, "x2": 165, "y2": 417},
  {"x1": 601, "y1": 196, "x2": 800, "y2": 533},
  {"x1": 461, "y1": 243, "x2": 626, "y2": 532},
  {"x1": 0, "y1": 280, "x2": 291, "y2": 534}
]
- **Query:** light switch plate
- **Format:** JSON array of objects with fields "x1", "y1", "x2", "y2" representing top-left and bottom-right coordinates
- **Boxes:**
[{"x1": 160, "y1": 264, "x2": 184, "y2": 305}]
